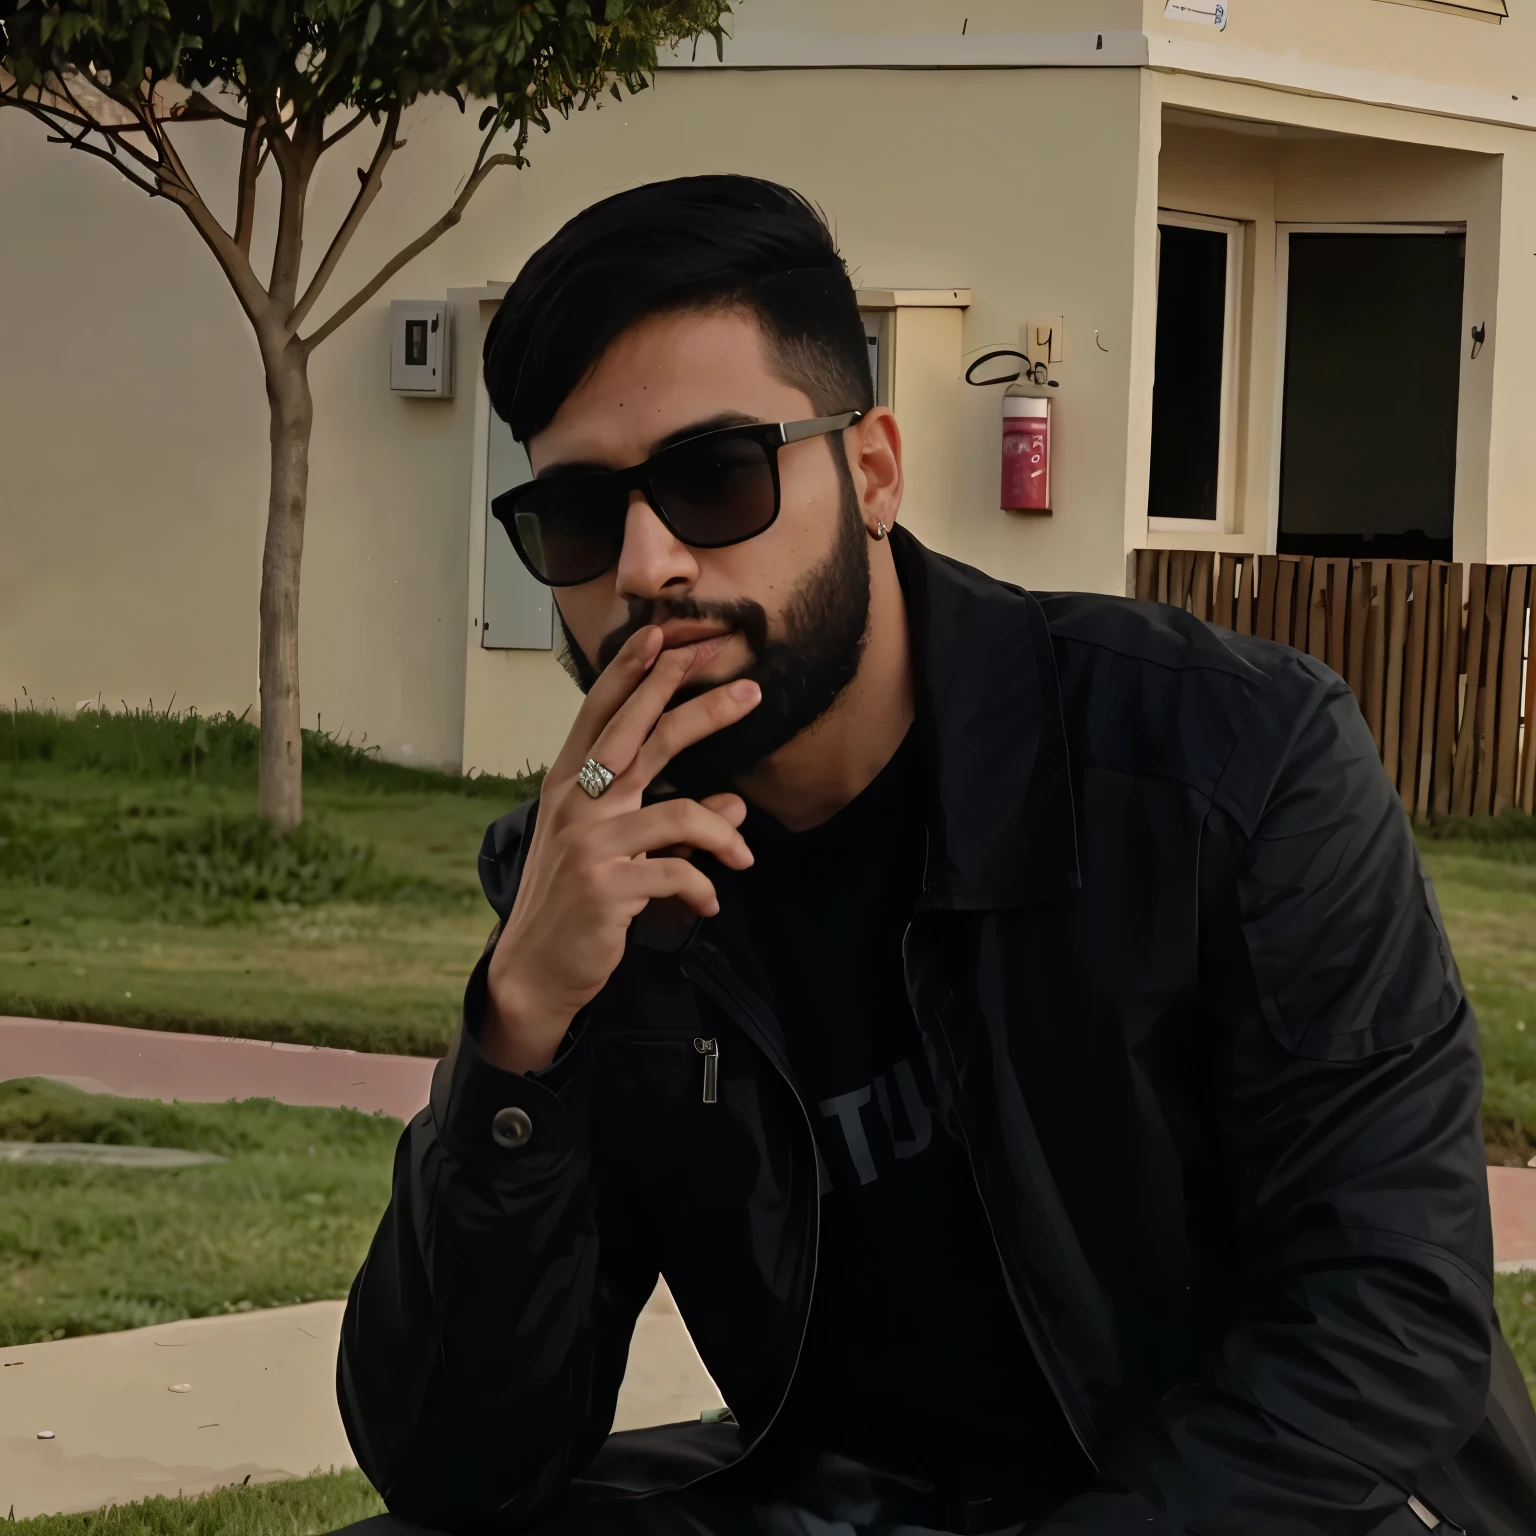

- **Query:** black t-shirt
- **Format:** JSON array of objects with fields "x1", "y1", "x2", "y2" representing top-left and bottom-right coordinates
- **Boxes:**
[{"x1": 734, "y1": 730, "x2": 1089, "y2": 1512}]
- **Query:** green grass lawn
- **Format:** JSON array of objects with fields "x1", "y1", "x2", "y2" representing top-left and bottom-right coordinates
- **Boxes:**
[
  {"x1": 11, "y1": 1469, "x2": 384, "y2": 1534},
  {"x1": 0, "y1": 1078, "x2": 398, "y2": 1345},
  {"x1": 1418, "y1": 844, "x2": 1536, "y2": 1164},
  {"x1": 0, "y1": 707, "x2": 532, "y2": 1055}
]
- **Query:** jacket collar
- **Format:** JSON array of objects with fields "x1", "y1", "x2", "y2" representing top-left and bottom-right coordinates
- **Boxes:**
[{"x1": 890, "y1": 526, "x2": 1080, "y2": 910}]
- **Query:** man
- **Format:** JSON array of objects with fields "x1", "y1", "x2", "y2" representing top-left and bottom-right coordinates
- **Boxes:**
[{"x1": 337, "y1": 175, "x2": 1536, "y2": 1536}]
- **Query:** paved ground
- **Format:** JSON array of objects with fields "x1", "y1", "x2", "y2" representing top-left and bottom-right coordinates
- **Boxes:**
[
  {"x1": 1492, "y1": 1165, "x2": 1536, "y2": 1271},
  {"x1": 0, "y1": 1016, "x2": 435, "y2": 1123},
  {"x1": 0, "y1": 1283, "x2": 721, "y2": 1519}
]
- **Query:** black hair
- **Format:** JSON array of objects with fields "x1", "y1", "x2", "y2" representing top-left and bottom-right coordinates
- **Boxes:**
[{"x1": 483, "y1": 175, "x2": 873, "y2": 443}]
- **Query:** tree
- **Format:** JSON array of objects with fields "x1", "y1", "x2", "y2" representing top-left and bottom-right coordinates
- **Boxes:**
[{"x1": 0, "y1": 0, "x2": 729, "y2": 830}]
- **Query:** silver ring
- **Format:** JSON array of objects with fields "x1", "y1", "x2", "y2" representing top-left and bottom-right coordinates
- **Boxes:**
[{"x1": 577, "y1": 758, "x2": 616, "y2": 799}]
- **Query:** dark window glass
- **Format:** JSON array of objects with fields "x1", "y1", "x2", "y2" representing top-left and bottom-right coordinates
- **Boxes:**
[
  {"x1": 1278, "y1": 232, "x2": 1463, "y2": 561},
  {"x1": 1148, "y1": 223, "x2": 1230, "y2": 522}
]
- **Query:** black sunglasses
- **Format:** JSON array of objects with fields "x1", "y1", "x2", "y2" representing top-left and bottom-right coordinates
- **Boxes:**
[{"x1": 491, "y1": 411, "x2": 864, "y2": 587}]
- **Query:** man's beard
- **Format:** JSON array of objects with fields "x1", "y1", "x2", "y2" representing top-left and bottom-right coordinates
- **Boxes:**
[{"x1": 559, "y1": 472, "x2": 872, "y2": 797}]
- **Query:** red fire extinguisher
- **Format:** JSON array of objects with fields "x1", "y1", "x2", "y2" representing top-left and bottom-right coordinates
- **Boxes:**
[
  {"x1": 965, "y1": 349, "x2": 1057, "y2": 514},
  {"x1": 1001, "y1": 388, "x2": 1051, "y2": 513}
]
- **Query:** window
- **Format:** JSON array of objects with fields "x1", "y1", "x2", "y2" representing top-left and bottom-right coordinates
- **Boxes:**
[
  {"x1": 1273, "y1": 226, "x2": 1465, "y2": 563},
  {"x1": 1373, "y1": 0, "x2": 1506, "y2": 21},
  {"x1": 1148, "y1": 211, "x2": 1243, "y2": 528}
]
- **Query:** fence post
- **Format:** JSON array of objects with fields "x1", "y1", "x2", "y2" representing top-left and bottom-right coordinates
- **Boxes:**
[
  {"x1": 1494, "y1": 566, "x2": 1529, "y2": 816},
  {"x1": 1416, "y1": 564, "x2": 1446, "y2": 822},
  {"x1": 1452, "y1": 567, "x2": 1488, "y2": 817},
  {"x1": 1432, "y1": 562, "x2": 1464, "y2": 819},
  {"x1": 1398, "y1": 563, "x2": 1430, "y2": 814}
]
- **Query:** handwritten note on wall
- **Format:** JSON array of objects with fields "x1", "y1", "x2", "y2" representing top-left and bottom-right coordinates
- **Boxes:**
[{"x1": 1164, "y1": 0, "x2": 1229, "y2": 28}]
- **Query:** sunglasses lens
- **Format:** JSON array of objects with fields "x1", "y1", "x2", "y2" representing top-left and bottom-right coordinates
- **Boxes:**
[
  {"x1": 652, "y1": 435, "x2": 777, "y2": 546},
  {"x1": 506, "y1": 482, "x2": 625, "y2": 585}
]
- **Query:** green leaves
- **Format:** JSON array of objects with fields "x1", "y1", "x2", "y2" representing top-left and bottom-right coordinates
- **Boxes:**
[{"x1": 3, "y1": 0, "x2": 733, "y2": 141}]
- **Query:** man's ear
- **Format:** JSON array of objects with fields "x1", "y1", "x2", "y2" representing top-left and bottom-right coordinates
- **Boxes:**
[{"x1": 850, "y1": 407, "x2": 903, "y2": 535}]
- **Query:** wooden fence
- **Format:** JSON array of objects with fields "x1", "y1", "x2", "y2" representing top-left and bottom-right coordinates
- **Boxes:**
[{"x1": 1130, "y1": 550, "x2": 1536, "y2": 819}]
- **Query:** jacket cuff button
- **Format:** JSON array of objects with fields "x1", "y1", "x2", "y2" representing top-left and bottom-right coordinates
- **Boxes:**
[{"x1": 491, "y1": 1106, "x2": 533, "y2": 1149}]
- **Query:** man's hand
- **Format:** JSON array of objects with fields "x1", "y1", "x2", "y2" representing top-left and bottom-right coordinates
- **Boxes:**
[{"x1": 482, "y1": 626, "x2": 760, "y2": 1073}]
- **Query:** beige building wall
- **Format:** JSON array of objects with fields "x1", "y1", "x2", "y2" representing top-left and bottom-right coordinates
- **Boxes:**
[
  {"x1": 1144, "y1": 0, "x2": 1536, "y2": 115},
  {"x1": 6, "y1": 0, "x2": 1536, "y2": 778},
  {"x1": 453, "y1": 64, "x2": 1147, "y2": 775},
  {"x1": 2, "y1": 63, "x2": 1147, "y2": 779}
]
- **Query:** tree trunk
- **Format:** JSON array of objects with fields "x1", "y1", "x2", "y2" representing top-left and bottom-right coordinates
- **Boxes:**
[{"x1": 256, "y1": 341, "x2": 313, "y2": 832}]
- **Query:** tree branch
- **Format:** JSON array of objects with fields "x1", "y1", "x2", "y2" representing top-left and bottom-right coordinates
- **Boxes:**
[
  {"x1": 0, "y1": 97, "x2": 161, "y2": 197},
  {"x1": 286, "y1": 105, "x2": 399, "y2": 335},
  {"x1": 30, "y1": 71, "x2": 165, "y2": 178},
  {"x1": 303, "y1": 151, "x2": 519, "y2": 351},
  {"x1": 233, "y1": 108, "x2": 265, "y2": 257},
  {"x1": 164, "y1": 177, "x2": 273, "y2": 328},
  {"x1": 267, "y1": 110, "x2": 322, "y2": 313},
  {"x1": 173, "y1": 90, "x2": 250, "y2": 129},
  {"x1": 133, "y1": 91, "x2": 270, "y2": 327},
  {"x1": 321, "y1": 107, "x2": 370, "y2": 152}
]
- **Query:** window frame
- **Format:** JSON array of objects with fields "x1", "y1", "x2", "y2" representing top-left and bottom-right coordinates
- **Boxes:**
[
  {"x1": 1267, "y1": 222, "x2": 1467, "y2": 557},
  {"x1": 1147, "y1": 208, "x2": 1246, "y2": 536}
]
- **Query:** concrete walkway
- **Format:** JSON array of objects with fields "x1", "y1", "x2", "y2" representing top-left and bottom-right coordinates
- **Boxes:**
[
  {"x1": 0, "y1": 1283, "x2": 722, "y2": 1519},
  {"x1": 0, "y1": 1016, "x2": 435, "y2": 1124}
]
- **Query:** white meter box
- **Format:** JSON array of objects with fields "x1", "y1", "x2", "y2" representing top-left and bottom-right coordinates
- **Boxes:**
[{"x1": 390, "y1": 300, "x2": 453, "y2": 397}]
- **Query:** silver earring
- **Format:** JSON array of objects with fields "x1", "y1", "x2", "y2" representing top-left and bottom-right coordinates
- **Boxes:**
[{"x1": 872, "y1": 521, "x2": 889, "y2": 541}]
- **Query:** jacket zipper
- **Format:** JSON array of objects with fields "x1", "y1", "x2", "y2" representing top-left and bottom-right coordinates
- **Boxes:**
[
  {"x1": 693, "y1": 1037, "x2": 719, "y2": 1103},
  {"x1": 680, "y1": 953, "x2": 822, "y2": 1484}
]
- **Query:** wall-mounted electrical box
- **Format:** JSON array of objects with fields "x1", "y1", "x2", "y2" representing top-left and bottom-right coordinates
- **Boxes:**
[{"x1": 389, "y1": 300, "x2": 454, "y2": 398}]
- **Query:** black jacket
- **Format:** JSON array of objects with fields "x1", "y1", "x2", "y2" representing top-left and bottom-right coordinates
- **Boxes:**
[{"x1": 339, "y1": 530, "x2": 1536, "y2": 1535}]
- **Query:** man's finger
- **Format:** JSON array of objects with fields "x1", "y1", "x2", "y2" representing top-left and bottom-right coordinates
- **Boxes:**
[
  {"x1": 626, "y1": 679, "x2": 762, "y2": 789},
  {"x1": 588, "y1": 800, "x2": 754, "y2": 869},
  {"x1": 697, "y1": 793, "x2": 748, "y2": 828},
  {"x1": 582, "y1": 644, "x2": 710, "y2": 786},
  {"x1": 552, "y1": 625, "x2": 664, "y2": 777},
  {"x1": 611, "y1": 855, "x2": 721, "y2": 917}
]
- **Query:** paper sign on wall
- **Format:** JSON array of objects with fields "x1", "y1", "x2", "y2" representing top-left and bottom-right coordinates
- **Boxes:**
[{"x1": 1164, "y1": 0, "x2": 1228, "y2": 27}]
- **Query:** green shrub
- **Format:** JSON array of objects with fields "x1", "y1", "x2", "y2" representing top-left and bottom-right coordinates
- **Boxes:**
[
  {"x1": 0, "y1": 806, "x2": 418, "y2": 919},
  {"x1": 1420, "y1": 808, "x2": 1536, "y2": 861},
  {"x1": 1, "y1": 701, "x2": 544, "y2": 802}
]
